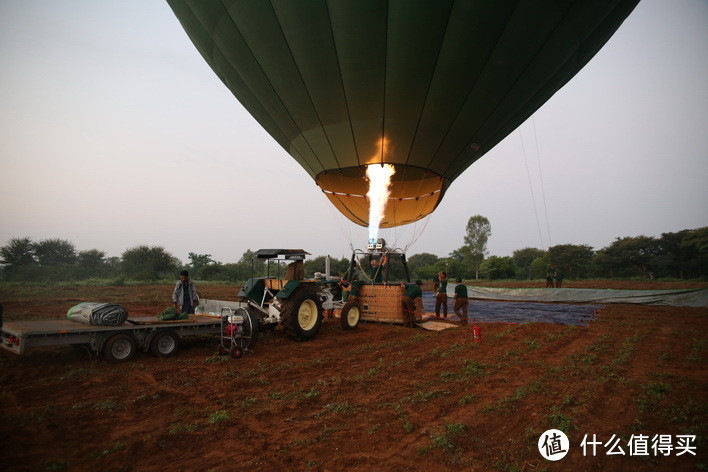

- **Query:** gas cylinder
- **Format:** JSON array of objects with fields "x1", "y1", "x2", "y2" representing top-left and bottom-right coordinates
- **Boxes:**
[{"x1": 472, "y1": 324, "x2": 482, "y2": 343}]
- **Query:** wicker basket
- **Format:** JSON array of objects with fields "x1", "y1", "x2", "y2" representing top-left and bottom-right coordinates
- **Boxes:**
[{"x1": 358, "y1": 284, "x2": 424, "y2": 324}]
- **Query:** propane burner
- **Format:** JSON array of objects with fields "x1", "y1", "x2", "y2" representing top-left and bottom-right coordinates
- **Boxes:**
[{"x1": 367, "y1": 238, "x2": 386, "y2": 252}]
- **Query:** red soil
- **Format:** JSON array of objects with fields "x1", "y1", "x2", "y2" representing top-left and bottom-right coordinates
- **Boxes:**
[{"x1": 0, "y1": 281, "x2": 705, "y2": 471}]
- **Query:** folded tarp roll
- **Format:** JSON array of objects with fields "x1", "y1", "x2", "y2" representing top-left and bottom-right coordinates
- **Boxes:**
[{"x1": 67, "y1": 302, "x2": 129, "y2": 326}]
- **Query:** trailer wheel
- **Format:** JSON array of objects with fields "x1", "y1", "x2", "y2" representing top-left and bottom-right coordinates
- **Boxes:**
[
  {"x1": 281, "y1": 290, "x2": 323, "y2": 341},
  {"x1": 340, "y1": 300, "x2": 361, "y2": 330},
  {"x1": 150, "y1": 330, "x2": 179, "y2": 358},
  {"x1": 102, "y1": 333, "x2": 137, "y2": 363}
]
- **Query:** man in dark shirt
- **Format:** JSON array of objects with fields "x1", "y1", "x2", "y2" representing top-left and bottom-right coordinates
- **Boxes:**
[
  {"x1": 349, "y1": 277, "x2": 366, "y2": 301},
  {"x1": 453, "y1": 277, "x2": 469, "y2": 325},
  {"x1": 400, "y1": 279, "x2": 423, "y2": 328},
  {"x1": 434, "y1": 271, "x2": 448, "y2": 318},
  {"x1": 369, "y1": 254, "x2": 387, "y2": 283}
]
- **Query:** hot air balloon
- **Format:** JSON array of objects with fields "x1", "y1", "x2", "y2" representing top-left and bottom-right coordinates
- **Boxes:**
[{"x1": 167, "y1": 0, "x2": 638, "y2": 228}]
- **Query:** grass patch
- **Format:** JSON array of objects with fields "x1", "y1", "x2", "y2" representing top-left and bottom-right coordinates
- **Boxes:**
[
  {"x1": 458, "y1": 393, "x2": 477, "y2": 406},
  {"x1": 410, "y1": 389, "x2": 449, "y2": 403},
  {"x1": 418, "y1": 422, "x2": 468, "y2": 454},
  {"x1": 11, "y1": 404, "x2": 56, "y2": 426},
  {"x1": 168, "y1": 421, "x2": 201, "y2": 434},
  {"x1": 686, "y1": 338, "x2": 706, "y2": 362},
  {"x1": 315, "y1": 401, "x2": 360, "y2": 418},
  {"x1": 304, "y1": 388, "x2": 320, "y2": 399},
  {"x1": 58, "y1": 368, "x2": 91, "y2": 382},
  {"x1": 237, "y1": 397, "x2": 258, "y2": 408},
  {"x1": 544, "y1": 325, "x2": 577, "y2": 342},
  {"x1": 547, "y1": 406, "x2": 574, "y2": 431},
  {"x1": 91, "y1": 441, "x2": 125, "y2": 459},
  {"x1": 208, "y1": 409, "x2": 230, "y2": 424},
  {"x1": 524, "y1": 339, "x2": 541, "y2": 350},
  {"x1": 43, "y1": 461, "x2": 69, "y2": 471},
  {"x1": 493, "y1": 328, "x2": 515, "y2": 339},
  {"x1": 612, "y1": 334, "x2": 644, "y2": 367},
  {"x1": 439, "y1": 370, "x2": 457, "y2": 382},
  {"x1": 462, "y1": 359, "x2": 490, "y2": 377},
  {"x1": 636, "y1": 381, "x2": 671, "y2": 413},
  {"x1": 488, "y1": 378, "x2": 545, "y2": 412},
  {"x1": 93, "y1": 399, "x2": 120, "y2": 412}
]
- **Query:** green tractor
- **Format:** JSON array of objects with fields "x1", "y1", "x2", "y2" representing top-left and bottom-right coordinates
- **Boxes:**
[{"x1": 238, "y1": 249, "x2": 359, "y2": 341}]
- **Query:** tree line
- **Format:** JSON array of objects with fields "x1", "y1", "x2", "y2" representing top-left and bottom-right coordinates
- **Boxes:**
[{"x1": 1, "y1": 224, "x2": 706, "y2": 283}]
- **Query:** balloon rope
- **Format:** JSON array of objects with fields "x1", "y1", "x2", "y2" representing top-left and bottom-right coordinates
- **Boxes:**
[
  {"x1": 519, "y1": 129, "x2": 546, "y2": 250},
  {"x1": 532, "y1": 117, "x2": 553, "y2": 247},
  {"x1": 404, "y1": 212, "x2": 433, "y2": 253}
]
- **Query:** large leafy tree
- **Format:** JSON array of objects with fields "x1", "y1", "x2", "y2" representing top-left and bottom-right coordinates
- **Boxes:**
[
  {"x1": 76, "y1": 249, "x2": 108, "y2": 278},
  {"x1": 659, "y1": 227, "x2": 708, "y2": 279},
  {"x1": 121, "y1": 245, "x2": 180, "y2": 280},
  {"x1": 407, "y1": 253, "x2": 439, "y2": 273},
  {"x1": 548, "y1": 244, "x2": 594, "y2": 279},
  {"x1": 407, "y1": 253, "x2": 440, "y2": 280},
  {"x1": 188, "y1": 252, "x2": 215, "y2": 278},
  {"x1": 238, "y1": 249, "x2": 267, "y2": 277},
  {"x1": 444, "y1": 247, "x2": 476, "y2": 280},
  {"x1": 601, "y1": 236, "x2": 662, "y2": 279},
  {"x1": 679, "y1": 227, "x2": 708, "y2": 278},
  {"x1": 34, "y1": 238, "x2": 78, "y2": 266},
  {"x1": 0, "y1": 237, "x2": 36, "y2": 266},
  {"x1": 513, "y1": 247, "x2": 546, "y2": 279},
  {"x1": 463, "y1": 215, "x2": 491, "y2": 279},
  {"x1": 304, "y1": 256, "x2": 351, "y2": 278},
  {"x1": 479, "y1": 256, "x2": 516, "y2": 280}
]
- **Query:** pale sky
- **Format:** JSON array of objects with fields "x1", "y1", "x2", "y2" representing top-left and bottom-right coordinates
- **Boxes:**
[{"x1": 1, "y1": 0, "x2": 706, "y2": 264}]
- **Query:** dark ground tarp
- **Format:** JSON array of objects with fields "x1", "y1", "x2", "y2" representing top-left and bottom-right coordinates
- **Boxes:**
[
  {"x1": 421, "y1": 292, "x2": 601, "y2": 326},
  {"x1": 461, "y1": 287, "x2": 708, "y2": 307},
  {"x1": 422, "y1": 287, "x2": 707, "y2": 326}
]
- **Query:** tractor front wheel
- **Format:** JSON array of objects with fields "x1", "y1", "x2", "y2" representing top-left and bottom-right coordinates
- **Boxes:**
[{"x1": 340, "y1": 300, "x2": 361, "y2": 330}]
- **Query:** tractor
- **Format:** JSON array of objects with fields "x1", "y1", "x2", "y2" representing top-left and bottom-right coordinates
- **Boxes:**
[
  {"x1": 236, "y1": 244, "x2": 417, "y2": 344},
  {"x1": 238, "y1": 249, "x2": 360, "y2": 341}
]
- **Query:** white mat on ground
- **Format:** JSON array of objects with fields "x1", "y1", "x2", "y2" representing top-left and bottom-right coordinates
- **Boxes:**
[{"x1": 419, "y1": 320, "x2": 459, "y2": 331}]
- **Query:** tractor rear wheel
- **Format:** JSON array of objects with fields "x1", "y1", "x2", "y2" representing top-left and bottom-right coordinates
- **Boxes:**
[
  {"x1": 237, "y1": 307, "x2": 260, "y2": 350},
  {"x1": 340, "y1": 300, "x2": 361, "y2": 330},
  {"x1": 280, "y1": 289, "x2": 323, "y2": 341}
]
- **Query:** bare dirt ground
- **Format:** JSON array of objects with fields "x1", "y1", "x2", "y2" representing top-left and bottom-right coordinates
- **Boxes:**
[{"x1": 0, "y1": 281, "x2": 705, "y2": 471}]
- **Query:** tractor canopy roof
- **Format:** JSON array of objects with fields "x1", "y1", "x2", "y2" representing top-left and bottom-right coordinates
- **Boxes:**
[{"x1": 252, "y1": 249, "x2": 310, "y2": 260}]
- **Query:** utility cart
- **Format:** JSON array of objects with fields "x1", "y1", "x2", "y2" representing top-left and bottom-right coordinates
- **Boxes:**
[{"x1": 217, "y1": 306, "x2": 258, "y2": 359}]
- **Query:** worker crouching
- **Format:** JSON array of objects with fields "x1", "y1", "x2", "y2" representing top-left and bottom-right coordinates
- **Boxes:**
[{"x1": 400, "y1": 279, "x2": 424, "y2": 328}]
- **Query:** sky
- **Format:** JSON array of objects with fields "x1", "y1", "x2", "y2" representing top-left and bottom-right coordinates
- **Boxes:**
[{"x1": 1, "y1": 0, "x2": 706, "y2": 265}]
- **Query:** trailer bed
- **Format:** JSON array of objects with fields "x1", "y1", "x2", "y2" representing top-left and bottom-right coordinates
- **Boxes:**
[{"x1": 1, "y1": 316, "x2": 222, "y2": 356}]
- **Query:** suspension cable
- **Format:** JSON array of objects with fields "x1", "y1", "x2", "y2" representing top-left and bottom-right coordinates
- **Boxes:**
[
  {"x1": 532, "y1": 117, "x2": 552, "y2": 247},
  {"x1": 519, "y1": 129, "x2": 546, "y2": 250}
]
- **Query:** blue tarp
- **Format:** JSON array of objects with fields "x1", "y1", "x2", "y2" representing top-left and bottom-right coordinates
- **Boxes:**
[{"x1": 421, "y1": 292, "x2": 602, "y2": 326}]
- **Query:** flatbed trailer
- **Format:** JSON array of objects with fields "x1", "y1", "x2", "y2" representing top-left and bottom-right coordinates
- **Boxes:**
[
  {"x1": 0, "y1": 315, "x2": 223, "y2": 362},
  {"x1": 0, "y1": 293, "x2": 258, "y2": 364}
]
